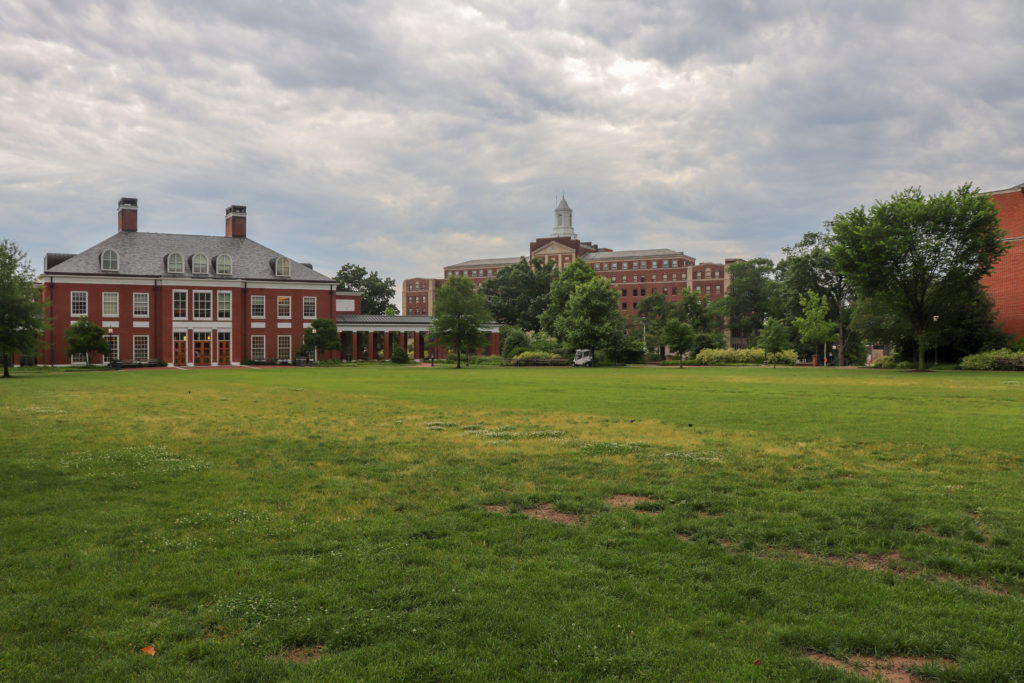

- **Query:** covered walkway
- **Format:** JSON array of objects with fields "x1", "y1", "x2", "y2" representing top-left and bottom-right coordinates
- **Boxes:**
[{"x1": 335, "y1": 315, "x2": 500, "y2": 361}]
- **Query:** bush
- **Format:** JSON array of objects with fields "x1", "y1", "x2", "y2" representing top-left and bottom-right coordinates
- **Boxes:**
[
  {"x1": 501, "y1": 327, "x2": 530, "y2": 358},
  {"x1": 513, "y1": 350, "x2": 560, "y2": 361},
  {"x1": 694, "y1": 347, "x2": 768, "y2": 365},
  {"x1": 467, "y1": 354, "x2": 503, "y2": 366},
  {"x1": 872, "y1": 355, "x2": 899, "y2": 369},
  {"x1": 391, "y1": 347, "x2": 409, "y2": 364},
  {"x1": 959, "y1": 348, "x2": 1024, "y2": 370},
  {"x1": 766, "y1": 349, "x2": 798, "y2": 366}
]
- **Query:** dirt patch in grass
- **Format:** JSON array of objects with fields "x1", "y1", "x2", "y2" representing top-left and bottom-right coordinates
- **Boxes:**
[
  {"x1": 806, "y1": 652, "x2": 955, "y2": 682},
  {"x1": 278, "y1": 645, "x2": 324, "y2": 662},
  {"x1": 606, "y1": 494, "x2": 662, "y2": 514},
  {"x1": 486, "y1": 503, "x2": 583, "y2": 525},
  {"x1": 697, "y1": 511, "x2": 720, "y2": 518},
  {"x1": 677, "y1": 532, "x2": 694, "y2": 542},
  {"x1": 521, "y1": 503, "x2": 583, "y2": 525}
]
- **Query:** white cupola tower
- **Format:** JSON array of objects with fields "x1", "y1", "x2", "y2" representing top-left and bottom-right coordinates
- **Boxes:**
[{"x1": 552, "y1": 194, "x2": 577, "y2": 238}]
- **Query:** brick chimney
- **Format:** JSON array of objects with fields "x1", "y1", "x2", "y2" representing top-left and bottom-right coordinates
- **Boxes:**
[
  {"x1": 117, "y1": 197, "x2": 138, "y2": 232},
  {"x1": 225, "y1": 205, "x2": 246, "y2": 238}
]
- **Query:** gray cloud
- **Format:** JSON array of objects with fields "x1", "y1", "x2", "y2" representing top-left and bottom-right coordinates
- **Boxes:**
[{"x1": 3, "y1": 0, "x2": 1023, "y2": 296}]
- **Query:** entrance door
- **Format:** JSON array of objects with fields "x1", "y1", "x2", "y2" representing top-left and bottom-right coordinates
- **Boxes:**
[
  {"x1": 194, "y1": 332, "x2": 211, "y2": 366},
  {"x1": 173, "y1": 332, "x2": 187, "y2": 366},
  {"x1": 217, "y1": 332, "x2": 231, "y2": 365}
]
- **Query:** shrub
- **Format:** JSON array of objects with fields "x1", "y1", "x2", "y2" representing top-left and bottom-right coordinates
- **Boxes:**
[
  {"x1": 872, "y1": 355, "x2": 899, "y2": 369},
  {"x1": 766, "y1": 349, "x2": 798, "y2": 366},
  {"x1": 694, "y1": 347, "x2": 768, "y2": 365},
  {"x1": 959, "y1": 348, "x2": 1024, "y2": 370},
  {"x1": 501, "y1": 327, "x2": 530, "y2": 358},
  {"x1": 391, "y1": 347, "x2": 409, "y2": 364},
  {"x1": 513, "y1": 350, "x2": 560, "y2": 361}
]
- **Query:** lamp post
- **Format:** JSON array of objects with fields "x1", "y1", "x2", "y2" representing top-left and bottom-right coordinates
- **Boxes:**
[
  {"x1": 933, "y1": 315, "x2": 940, "y2": 367},
  {"x1": 640, "y1": 315, "x2": 647, "y2": 355}
]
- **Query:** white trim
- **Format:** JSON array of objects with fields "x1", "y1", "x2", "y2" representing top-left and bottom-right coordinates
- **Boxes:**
[
  {"x1": 70, "y1": 291, "x2": 88, "y2": 316},
  {"x1": 303, "y1": 295, "x2": 316, "y2": 319},
  {"x1": 279, "y1": 322, "x2": 292, "y2": 329},
  {"x1": 132, "y1": 335, "x2": 149, "y2": 362},
  {"x1": 251, "y1": 321, "x2": 266, "y2": 329},
  {"x1": 44, "y1": 274, "x2": 334, "y2": 290},
  {"x1": 251, "y1": 294, "x2": 266, "y2": 319},
  {"x1": 101, "y1": 319, "x2": 120, "y2": 328},
  {"x1": 251, "y1": 335, "x2": 266, "y2": 361},
  {"x1": 172, "y1": 289, "x2": 188, "y2": 320},
  {"x1": 276, "y1": 295, "x2": 291, "y2": 319},
  {"x1": 217, "y1": 290, "x2": 232, "y2": 321},
  {"x1": 133, "y1": 292, "x2": 150, "y2": 317},
  {"x1": 192, "y1": 290, "x2": 213, "y2": 321},
  {"x1": 133, "y1": 321, "x2": 149, "y2": 328},
  {"x1": 102, "y1": 291, "x2": 119, "y2": 317},
  {"x1": 171, "y1": 321, "x2": 233, "y2": 332}
]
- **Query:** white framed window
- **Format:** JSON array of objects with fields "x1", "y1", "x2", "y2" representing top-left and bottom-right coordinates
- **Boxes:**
[
  {"x1": 251, "y1": 295, "x2": 265, "y2": 318},
  {"x1": 172, "y1": 290, "x2": 188, "y2": 319},
  {"x1": 71, "y1": 353, "x2": 87, "y2": 365},
  {"x1": 71, "y1": 291, "x2": 87, "y2": 316},
  {"x1": 193, "y1": 291, "x2": 212, "y2": 319},
  {"x1": 133, "y1": 335, "x2": 149, "y2": 362},
  {"x1": 216, "y1": 254, "x2": 232, "y2": 275},
  {"x1": 217, "y1": 291, "x2": 231, "y2": 319},
  {"x1": 303, "y1": 296, "x2": 316, "y2": 318},
  {"x1": 278, "y1": 335, "x2": 291, "y2": 361},
  {"x1": 275, "y1": 257, "x2": 290, "y2": 277},
  {"x1": 277, "y1": 296, "x2": 291, "y2": 318},
  {"x1": 101, "y1": 249, "x2": 119, "y2": 271},
  {"x1": 168, "y1": 253, "x2": 184, "y2": 273},
  {"x1": 192, "y1": 254, "x2": 209, "y2": 274},
  {"x1": 102, "y1": 292, "x2": 118, "y2": 317},
  {"x1": 612, "y1": 262, "x2": 618, "y2": 270},
  {"x1": 103, "y1": 335, "x2": 118, "y2": 364},
  {"x1": 251, "y1": 335, "x2": 265, "y2": 361},
  {"x1": 672, "y1": 260, "x2": 678, "y2": 268},
  {"x1": 133, "y1": 292, "x2": 149, "y2": 317}
]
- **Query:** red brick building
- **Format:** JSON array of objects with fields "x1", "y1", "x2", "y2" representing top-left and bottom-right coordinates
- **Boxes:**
[
  {"x1": 406, "y1": 196, "x2": 737, "y2": 316},
  {"x1": 984, "y1": 183, "x2": 1024, "y2": 341},
  {"x1": 41, "y1": 198, "x2": 360, "y2": 366}
]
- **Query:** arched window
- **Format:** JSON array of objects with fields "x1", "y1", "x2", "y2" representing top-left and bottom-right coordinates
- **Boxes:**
[
  {"x1": 192, "y1": 254, "x2": 208, "y2": 274},
  {"x1": 168, "y1": 253, "x2": 183, "y2": 273},
  {"x1": 216, "y1": 254, "x2": 232, "y2": 275},
  {"x1": 101, "y1": 249, "x2": 119, "y2": 271},
  {"x1": 275, "y1": 257, "x2": 290, "y2": 277}
]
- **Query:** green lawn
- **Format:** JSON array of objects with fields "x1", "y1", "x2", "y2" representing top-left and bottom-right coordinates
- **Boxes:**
[{"x1": 1, "y1": 365, "x2": 1023, "y2": 680}]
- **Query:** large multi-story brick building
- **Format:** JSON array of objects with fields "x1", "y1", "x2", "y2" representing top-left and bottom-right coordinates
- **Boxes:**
[
  {"x1": 40, "y1": 198, "x2": 361, "y2": 366},
  {"x1": 404, "y1": 196, "x2": 738, "y2": 316},
  {"x1": 984, "y1": 183, "x2": 1024, "y2": 341}
]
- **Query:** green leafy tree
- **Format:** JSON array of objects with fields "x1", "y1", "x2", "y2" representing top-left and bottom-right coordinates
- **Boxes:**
[
  {"x1": 553, "y1": 277, "x2": 624, "y2": 355},
  {"x1": 429, "y1": 276, "x2": 492, "y2": 369},
  {"x1": 539, "y1": 258, "x2": 599, "y2": 336},
  {"x1": 757, "y1": 317, "x2": 792, "y2": 367},
  {"x1": 831, "y1": 183, "x2": 1007, "y2": 369},
  {"x1": 480, "y1": 257, "x2": 557, "y2": 331},
  {"x1": 636, "y1": 291, "x2": 671, "y2": 357},
  {"x1": 64, "y1": 317, "x2": 109, "y2": 365},
  {"x1": 792, "y1": 291, "x2": 838, "y2": 364},
  {"x1": 334, "y1": 263, "x2": 397, "y2": 315},
  {"x1": 723, "y1": 258, "x2": 781, "y2": 343},
  {"x1": 776, "y1": 230, "x2": 856, "y2": 365},
  {"x1": 500, "y1": 326, "x2": 530, "y2": 358},
  {"x1": 298, "y1": 318, "x2": 341, "y2": 360},
  {"x1": 663, "y1": 319, "x2": 695, "y2": 367},
  {"x1": 0, "y1": 239, "x2": 47, "y2": 377}
]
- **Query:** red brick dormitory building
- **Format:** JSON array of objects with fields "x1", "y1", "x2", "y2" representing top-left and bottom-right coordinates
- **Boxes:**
[
  {"x1": 984, "y1": 183, "x2": 1024, "y2": 341},
  {"x1": 39, "y1": 198, "x2": 498, "y2": 366}
]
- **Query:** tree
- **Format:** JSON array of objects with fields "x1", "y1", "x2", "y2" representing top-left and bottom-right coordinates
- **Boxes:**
[
  {"x1": 480, "y1": 257, "x2": 557, "y2": 331},
  {"x1": 792, "y1": 291, "x2": 838, "y2": 364},
  {"x1": 663, "y1": 319, "x2": 695, "y2": 367},
  {"x1": 553, "y1": 277, "x2": 625, "y2": 355},
  {"x1": 539, "y1": 258, "x2": 599, "y2": 336},
  {"x1": 64, "y1": 317, "x2": 109, "y2": 365},
  {"x1": 500, "y1": 326, "x2": 530, "y2": 358},
  {"x1": 831, "y1": 184, "x2": 1008, "y2": 369},
  {"x1": 0, "y1": 239, "x2": 47, "y2": 377},
  {"x1": 723, "y1": 258, "x2": 781, "y2": 343},
  {"x1": 636, "y1": 291, "x2": 671, "y2": 357},
  {"x1": 298, "y1": 318, "x2": 341, "y2": 360},
  {"x1": 757, "y1": 316, "x2": 791, "y2": 367},
  {"x1": 776, "y1": 230, "x2": 855, "y2": 365},
  {"x1": 429, "y1": 276, "x2": 492, "y2": 368},
  {"x1": 334, "y1": 263, "x2": 397, "y2": 315}
]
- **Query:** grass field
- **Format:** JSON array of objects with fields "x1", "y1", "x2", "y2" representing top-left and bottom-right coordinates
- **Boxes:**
[{"x1": 2, "y1": 365, "x2": 1023, "y2": 681}]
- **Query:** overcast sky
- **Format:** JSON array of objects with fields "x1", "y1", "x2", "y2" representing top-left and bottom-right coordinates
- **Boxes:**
[{"x1": 4, "y1": 1, "x2": 1024, "y2": 303}]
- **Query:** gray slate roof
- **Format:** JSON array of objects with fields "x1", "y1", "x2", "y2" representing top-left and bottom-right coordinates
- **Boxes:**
[
  {"x1": 44, "y1": 231, "x2": 332, "y2": 282},
  {"x1": 445, "y1": 256, "x2": 522, "y2": 269},
  {"x1": 337, "y1": 314, "x2": 433, "y2": 324},
  {"x1": 584, "y1": 248, "x2": 692, "y2": 261}
]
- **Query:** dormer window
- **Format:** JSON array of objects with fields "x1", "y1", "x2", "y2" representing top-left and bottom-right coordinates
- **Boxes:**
[
  {"x1": 101, "y1": 249, "x2": 119, "y2": 271},
  {"x1": 192, "y1": 254, "x2": 208, "y2": 274},
  {"x1": 216, "y1": 254, "x2": 232, "y2": 275},
  {"x1": 275, "y1": 257, "x2": 290, "y2": 277},
  {"x1": 168, "y1": 253, "x2": 183, "y2": 273}
]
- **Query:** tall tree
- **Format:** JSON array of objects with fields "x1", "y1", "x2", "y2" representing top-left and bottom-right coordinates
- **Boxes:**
[
  {"x1": 334, "y1": 263, "x2": 397, "y2": 315},
  {"x1": 0, "y1": 239, "x2": 47, "y2": 377},
  {"x1": 757, "y1": 317, "x2": 792, "y2": 367},
  {"x1": 539, "y1": 258, "x2": 599, "y2": 336},
  {"x1": 792, "y1": 291, "x2": 838, "y2": 364},
  {"x1": 480, "y1": 257, "x2": 557, "y2": 331},
  {"x1": 429, "y1": 276, "x2": 491, "y2": 369},
  {"x1": 723, "y1": 258, "x2": 780, "y2": 343},
  {"x1": 553, "y1": 277, "x2": 625, "y2": 355},
  {"x1": 299, "y1": 318, "x2": 341, "y2": 360},
  {"x1": 635, "y1": 291, "x2": 671, "y2": 357},
  {"x1": 64, "y1": 317, "x2": 109, "y2": 365},
  {"x1": 831, "y1": 184, "x2": 1008, "y2": 369},
  {"x1": 776, "y1": 230, "x2": 855, "y2": 365}
]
